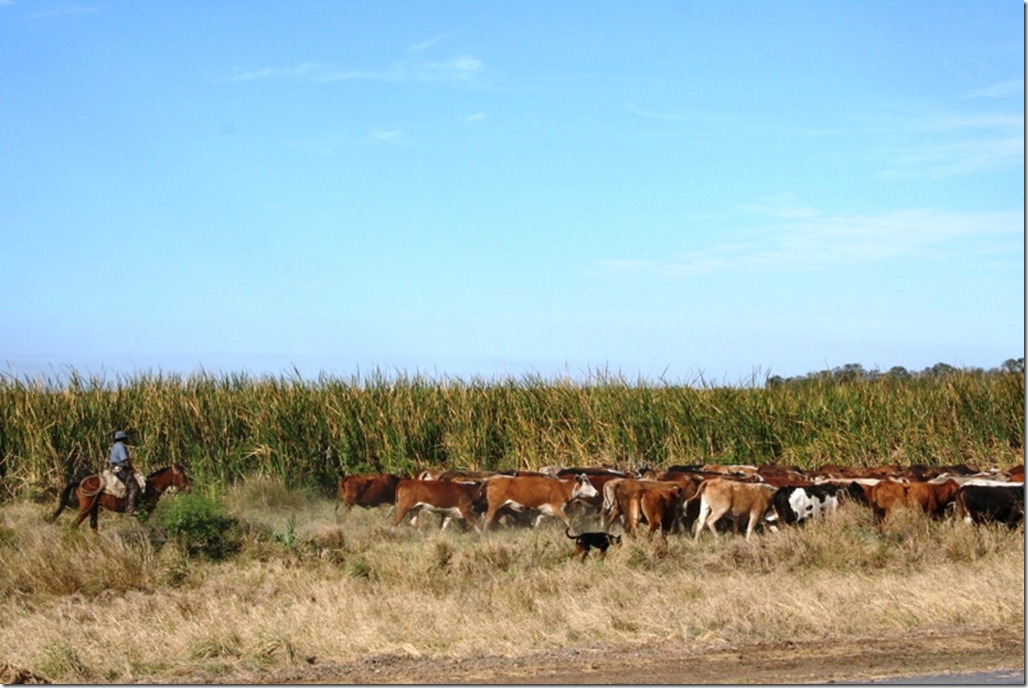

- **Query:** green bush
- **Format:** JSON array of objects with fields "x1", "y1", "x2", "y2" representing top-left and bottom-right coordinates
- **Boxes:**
[{"x1": 152, "y1": 493, "x2": 242, "y2": 560}]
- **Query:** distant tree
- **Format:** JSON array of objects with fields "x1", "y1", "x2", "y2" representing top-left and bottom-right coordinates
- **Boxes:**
[
  {"x1": 925, "y1": 362, "x2": 958, "y2": 377},
  {"x1": 833, "y1": 363, "x2": 868, "y2": 384},
  {"x1": 1001, "y1": 358, "x2": 1025, "y2": 373},
  {"x1": 886, "y1": 366, "x2": 911, "y2": 380}
]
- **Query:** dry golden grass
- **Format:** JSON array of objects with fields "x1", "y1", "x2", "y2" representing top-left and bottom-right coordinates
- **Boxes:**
[{"x1": 0, "y1": 479, "x2": 1023, "y2": 683}]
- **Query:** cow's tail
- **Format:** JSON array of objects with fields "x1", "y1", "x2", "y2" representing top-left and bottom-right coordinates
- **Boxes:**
[
  {"x1": 687, "y1": 480, "x2": 713, "y2": 537},
  {"x1": 683, "y1": 478, "x2": 710, "y2": 509},
  {"x1": 600, "y1": 478, "x2": 622, "y2": 528}
]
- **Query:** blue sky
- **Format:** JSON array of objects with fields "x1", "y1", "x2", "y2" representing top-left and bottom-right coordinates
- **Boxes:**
[{"x1": 2, "y1": 1, "x2": 1023, "y2": 384}]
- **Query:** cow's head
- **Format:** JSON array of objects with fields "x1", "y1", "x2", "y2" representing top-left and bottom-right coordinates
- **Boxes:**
[{"x1": 572, "y1": 473, "x2": 599, "y2": 500}]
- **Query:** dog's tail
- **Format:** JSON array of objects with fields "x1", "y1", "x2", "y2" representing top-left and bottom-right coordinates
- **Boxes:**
[{"x1": 565, "y1": 526, "x2": 578, "y2": 539}]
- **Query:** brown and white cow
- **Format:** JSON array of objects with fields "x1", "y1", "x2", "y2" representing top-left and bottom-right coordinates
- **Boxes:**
[
  {"x1": 482, "y1": 474, "x2": 599, "y2": 531},
  {"x1": 391, "y1": 479, "x2": 487, "y2": 530},
  {"x1": 336, "y1": 473, "x2": 402, "y2": 515},
  {"x1": 692, "y1": 478, "x2": 778, "y2": 540},
  {"x1": 603, "y1": 477, "x2": 697, "y2": 535}
]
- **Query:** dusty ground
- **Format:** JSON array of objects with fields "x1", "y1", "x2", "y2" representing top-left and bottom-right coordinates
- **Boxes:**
[{"x1": 186, "y1": 625, "x2": 1023, "y2": 684}]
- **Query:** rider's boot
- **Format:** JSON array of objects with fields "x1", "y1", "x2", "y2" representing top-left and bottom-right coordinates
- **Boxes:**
[{"x1": 125, "y1": 477, "x2": 140, "y2": 517}]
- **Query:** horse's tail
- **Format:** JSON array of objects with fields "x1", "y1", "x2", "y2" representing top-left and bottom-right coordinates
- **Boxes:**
[{"x1": 46, "y1": 480, "x2": 79, "y2": 522}]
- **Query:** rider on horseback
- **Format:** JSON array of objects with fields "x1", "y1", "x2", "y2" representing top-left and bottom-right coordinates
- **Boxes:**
[{"x1": 109, "y1": 430, "x2": 141, "y2": 516}]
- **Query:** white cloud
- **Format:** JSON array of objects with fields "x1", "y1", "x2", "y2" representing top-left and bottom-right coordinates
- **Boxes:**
[
  {"x1": 623, "y1": 102, "x2": 678, "y2": 121},
  {"x1": 880, "y1": 135, "x2": 1024, "y2": 179},
  {"x1": 370, "y1": 128, "x2": 402, "y2": 143},
  {"x1": 228, "y1": 54, "x2": 481, "y2": 85},
  {"x1": 597, "y1": 206, "x2": 1022, "y2": 279},
  {"x1": 29, "y1": 3, "x2": 103, "y2": 18},
  {"x1": 409, "y1": 31, "x2": 462, "y2": 54},
  {"x1": 874, "y1": 104, "x2": 1023, "y2": 179},
  {"x1": 963, "y1": 80, "x2": 1023, "y2": 99}
]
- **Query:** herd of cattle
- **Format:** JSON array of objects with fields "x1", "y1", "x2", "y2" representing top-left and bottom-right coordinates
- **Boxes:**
[{"x1": 336, "y1": 461, "x2": 1026, "y2": 539}]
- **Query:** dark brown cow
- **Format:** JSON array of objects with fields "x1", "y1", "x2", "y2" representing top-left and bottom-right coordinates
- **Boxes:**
[
  {"x1": 336, "y1": 473, "x2": 402, "y2": 514},
  {"x1": 811, "y1": 464, "x2": 905, "y2": 480},
  {"x1": 433, "y1": 469, "x2": 515, "y2": 482},
  {"x1": 896, "y1": 464, "x2": 978, "y2": 481},
  {"x1": 391, "y1": 479, "x2": 486, "y2": 530},
  {"x1": 954, "y1": 484, "x2": 1025, "y2": 527},
  {"x1": 755, "y1": 464, "x2": 815, "y2": 488},
  {"x1": 482, "y1": 474, "x2": 599, "y2": 531},
  {"x1": 553, "y1": 466, "x2": 632, "y2": 479}
]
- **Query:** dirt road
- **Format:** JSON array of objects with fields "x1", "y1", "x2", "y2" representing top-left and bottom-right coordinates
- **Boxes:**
[{"x1": 199, "y1": 625, "x2": 1022, "y2": 684}]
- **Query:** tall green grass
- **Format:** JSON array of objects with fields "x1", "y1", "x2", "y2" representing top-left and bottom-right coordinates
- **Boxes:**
[{"x1": 0, "y1": 365, "x2": 1022, "y2": 501}]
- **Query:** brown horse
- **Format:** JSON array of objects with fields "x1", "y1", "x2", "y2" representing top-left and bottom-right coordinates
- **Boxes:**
[{"x1": 47, "y1": 464, "x2": 192, "y2": 531}]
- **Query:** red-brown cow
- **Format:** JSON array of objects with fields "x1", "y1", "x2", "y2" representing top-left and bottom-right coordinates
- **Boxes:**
[
  {"x1": 391, "y1": 479, "x2": 486, "y2": 530},
  {"x1": 637, "y1": 483, "x2": 685, "y2": 538},
  {"x1": 866, "y1": 479, "x2": 960, "y2": 526},
  {"x1": 336, "y1": 473, "x2": 402, "y2": 515},
  {"x1": 482, "y1": 474, "x2": 599, "y2": 531}
]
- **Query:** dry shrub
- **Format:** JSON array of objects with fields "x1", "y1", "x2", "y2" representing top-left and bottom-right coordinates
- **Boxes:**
[
  {"x1": 0, "y1": 513, "x2": 160, "y2": 597},
  {"x1": 0, "y1": 488, "x2": 1023, "y2": 683}
]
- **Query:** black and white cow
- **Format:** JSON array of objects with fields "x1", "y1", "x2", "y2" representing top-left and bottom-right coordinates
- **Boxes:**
[
  {"x1": 954, "y1": 484, "x2": 1024, "y2": 527},
  {"x1": 769, "y1": 484, "x2": 860, "y2": 526}
]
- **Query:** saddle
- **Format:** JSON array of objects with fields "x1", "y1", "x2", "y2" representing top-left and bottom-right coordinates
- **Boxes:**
[{"x1": 100, "y1": 468, "x2": 145, "y2": 499}]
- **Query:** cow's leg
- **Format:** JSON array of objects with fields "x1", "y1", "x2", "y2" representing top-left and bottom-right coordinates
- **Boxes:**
[
  {"x1": 745, "y1": 511, "x2": 761, "y2": 540},
  {"x1": 623, "y1": 499, "x2": 640, "y2": 537},
  {"x1": 602, "y1": 500, "x2": 619, "y2": 531},
  {"x1": 547, "y1": 506, "x2": 571, "y2": 529},
  {"x1": 459, "y1": 506, "x2": 477, "y2": 531},
  {"x1": 693, "y1": 499, "x2": 711, "y2": 540},
  {"x1": 391, "y1": 501, "x2": 412, "y2": 527},
  {"x1": 482, "y1": 505, "x2": 500, "y2": 532},
  {"x1": 704, "y1": 503, "x2": 730, "y2": 539}
]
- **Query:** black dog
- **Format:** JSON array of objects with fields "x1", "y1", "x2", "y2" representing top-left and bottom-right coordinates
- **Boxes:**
[{"x1": 566, "y1": 527, "x2": 621, "y2": 560}]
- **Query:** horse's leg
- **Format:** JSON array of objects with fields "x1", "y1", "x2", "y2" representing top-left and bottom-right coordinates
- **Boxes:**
[
  {"x1": 73, "y1": 503, "x2": 89, "y2": 527},
  {"x1": 74, "y1": 488, "x2": 101, "y2": 529},
  {"x1": 88, "y1": 494, "x2": 107, "y2": 531},
  {"x1": 71, "y1": 487, "x2": 87, "y2": 527}
]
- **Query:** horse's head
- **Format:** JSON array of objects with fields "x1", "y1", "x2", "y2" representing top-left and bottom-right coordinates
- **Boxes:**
[
  {"x1": 170, "y1": 463, "x2": 192, "y2": 493},
  {"x1": 149, "y1": 464, "x2": 192, "y2": 494}
]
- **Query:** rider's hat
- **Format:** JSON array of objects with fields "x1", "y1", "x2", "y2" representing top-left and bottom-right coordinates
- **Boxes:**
[{"x1": 113, "y1": 430, "x2": 128, "y2": 441}]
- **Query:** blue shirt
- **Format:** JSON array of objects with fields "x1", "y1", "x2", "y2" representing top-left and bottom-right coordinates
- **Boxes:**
[{"x1": 109, "y1": 441, "x2": 130, "y2": 467}]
